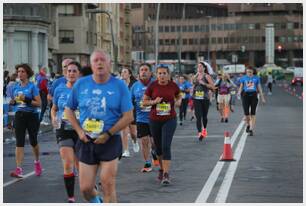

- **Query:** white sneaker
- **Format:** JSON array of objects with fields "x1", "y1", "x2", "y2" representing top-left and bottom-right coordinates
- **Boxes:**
[
  {"x1": 122, "y1": 150, "x2": 130, "y2": 158},
  {"x1": 132, "y1": 141, "x2": 140, "y2": 153}
]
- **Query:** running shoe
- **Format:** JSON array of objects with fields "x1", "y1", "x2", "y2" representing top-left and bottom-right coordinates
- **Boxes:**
[
  {"x1": 10, "y1": 167, "x2": 23, "y2": 178},
  {"x1": 179, "y1": 121, "x2": 183, "y2": 126},
  {"x1": 201, "y1": 128, "x2": 207, "y2": 138},
  {"x1": 157, "y1": 169, "x2": 164, "y2": 181},
  {"x1": 220, "y1": 118, "x2": 224, "y2": 122},
  {"x1": 68, "y1": 197, "x2": 75, "y2": 203},
  {"x1": 132, "y1": 141, "x2": 140, "y2": 153},
  {"x1": 225, "y1": 118, "x2": 228, "y2": 123},
  {"x1": 122, "y1": 150, "x2": 130, "y2": 158},
  {"x1": 230, "y1": 107, "x2": 234, "y2": 112},
  {"x1": 198, "y1": 132, "x2": 203, "y2": 141},
  {"x1": 34, "y1": 161, "x2": 42, "y2": 176},
  {"x1": 249, "y1": 130, "x2": 253, "y2": 136},
  {"x1": 141, "y1": 162, "x2": 152, "y2": 172},
  {"x1": 153, "y1": 159, "x2": 160, "y2": 167},
  {"x1": 246, "y1": 125, "x2": 250, "y2": 133},
  {"x1": 161, "y1": 172, "x2": 170, "y2": 185}
]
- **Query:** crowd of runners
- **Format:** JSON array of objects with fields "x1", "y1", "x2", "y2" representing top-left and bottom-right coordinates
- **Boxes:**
[{"x1": 4, "y1": 49, "x2": 266, "y2": 203}]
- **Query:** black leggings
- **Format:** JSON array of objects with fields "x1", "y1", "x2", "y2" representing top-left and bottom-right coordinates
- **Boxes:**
[
  {"x1": 179, "y1": 98, "x2": 189, "y2": 121},
  {"x1": 14, "y1": 111, "x2": 39, "y2": 147},
  {"x1": 194, "y1": 99, "x2": 210, "y2": 132},
  {"x1": 39, "y1": 91, "x2": 48, "y2": 122},
  {"x1": 242, "y1": 93, "x2": 258, "y2": 115},
  {"x1": 149, "y1": 118, "x2": 177, "y2": 160}
]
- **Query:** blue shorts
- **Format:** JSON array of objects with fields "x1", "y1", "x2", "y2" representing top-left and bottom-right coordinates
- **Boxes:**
[{"x1": 75, "y1": 135, "x2": 122, "y2": 165}]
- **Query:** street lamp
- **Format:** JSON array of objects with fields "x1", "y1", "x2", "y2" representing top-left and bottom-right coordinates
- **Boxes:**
[{"x1": 86, "y1": 9, "x2": 118, "y2": 72}]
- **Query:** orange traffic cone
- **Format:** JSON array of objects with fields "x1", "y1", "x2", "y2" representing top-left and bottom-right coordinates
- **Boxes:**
[{"x1": 220, "y1": 131, "x2": 235, "y2": 161}]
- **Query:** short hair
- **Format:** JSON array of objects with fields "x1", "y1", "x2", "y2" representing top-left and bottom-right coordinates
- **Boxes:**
[
  {"x1": 15, "y1": 63, "x2": 34, "y2": 78},
  {"x1": 138, "y1": 63, "x2": 151, "y2": 72},
  {"x1": 156, "y1": 64, "x2": 170, "y2": 74},
  {"x1": 90, "y1": 49, "x2": 111, "y2": 63},
  {"x1": 67, "y1": 61, "x2": 81, "y2": 71}
]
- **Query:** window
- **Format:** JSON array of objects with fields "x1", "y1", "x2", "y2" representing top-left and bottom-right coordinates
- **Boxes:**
[
  {"x1": 182, "y1": 26, "x2": 187, "y2": 32},
  {"x1": 274, "y1": 23, "x2": 280, "y2": 30},
  {"x1": 188, "y1": 25, "x2": 194, "y2": 32},
  {"x1": 281, "y1": 23, "x2": 286, "y2": 29},
  {"x1": 165, "y1": 39, "x2": 170, "y2": 45},
  {"x1": 249, "y1": 23, "x2": 255, "y2": 30},
  {"x1": 176, "y1": 26, "x2": 181, "y2": 32},
  {"x1": 58, "y1": 4, "x2": 75, "y2": 16},
  {"x1": 249, "y1": 36, "x2": 254, "y2": 43},
  {"x1": 243, "y1": 36, "x2": 248, "y2": 43},
  {"x1": 200, "y1": 38, "x2": 205, "y2": 44},
  {"x1": 211, "y1": 37, "x2": 216, "y2": 44},
  {"x1": 194, "y1": 25, "x2": 199, "y2": 32},
  {"x1": 218, "y1": 37, "x2": 223, "y2": 44},
  {"x1": 165, "y1": 26, "x2": 169, "y2": 32},
  {"x1": 171, "y1": 39, "x2": 175, "y2": 44},
  {"x1": 194, "y1": 38, "x2": 198, "y2": 44},
  {"x1": 261, "y1": 36, "x2": 265, "y2": 43},
  {"x1": 236, "y1": 37, "x2": 241, "y2": 43},
  {"x1": 189, "y1": 39, "x2": 193, "y2": 45},
  {"x1": 224, "y1": 24, "x2": 230, "y2": 30},
  {"x1": 230, "y1": 37, "x2": 235, "y2": 43},
  {"x1": 293, "y1": 36, "x2": 299, "y2": 42},
  {"x1": 294, "y1": 22, "x2": 299, "y2": 29},
  {"x1": 217, "y1": 24, "x2": 223, "y2": 31},
  {"x1": 275, "y1": 36, "x2": 279, "y2": 42},
  {"x1": 287, "y1": 36, "x2": 292, "y2": 43},
  {"x1": 59, "y1": 30, "x2": 74, "y2": 43},
  {"x1": 230, "y1": 24, "x2": 236, "y2": 30},
  {"x1": 171, "y1": 26, "x2": 175, "y2": 32},
  {"x1": 287, "y1": 23, "x2": 293, "y2": 30},
  {"x1": 159, "y1": 26, "x2": 163, "y2": 32},
  {"x1": 224, "y1": 37, "x2": 229, "y2": 43},
  {"x1": 211, "y1": 24, "x2": 216, "y2": 31},
  {"x1": 255, "y1": 23, "x2": 260, "y2": 30},
  {"x1": 183, "y1": 39, "x2": 187, "y2": 45},
  {"x1": 280, "y1": 36, "x2": 286, "y2": 43},
  {"x1": 159, "y1": 39, "x2": 164, "y2": 45}
]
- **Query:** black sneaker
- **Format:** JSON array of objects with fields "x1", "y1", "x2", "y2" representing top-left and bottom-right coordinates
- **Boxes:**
[
  {"x1": 179, "y1": 121, "x2": 183, "y2": 126},
  {"x1": 225, "y1": 118, "x2": 228, "y2": 123},
  {"x1": 220, "y1": 118, "x2": 224, "y2": 122},
  {"x1": 157, "y1": 169, "x2": 164, "y2": 181},
  {"x1": 246, "y1": 125, "x2": 250, "y2": 133},
  {"x1": 161, "y1": 172, "x2": 170, "y2": 185},
  {"x1": 249, "y1": 130, "x2": 253, "y2": 136},
  {"x1": 190, "y1": 116, "x2": 194, "y2": 121}
]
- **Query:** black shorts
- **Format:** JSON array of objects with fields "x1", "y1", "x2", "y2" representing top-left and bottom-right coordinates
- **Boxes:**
[
  {"x1": 136, "y1": 122, "x2": 151, "y2": 138},
  {"x1": 75, "y1": 135, "x2": 122, "y2": 165},
  {"x1": 55, "y1": 129, "x2": 78, "y2": 146},
  {"x1": 242, "y1": 92, "x2": 258, "y2": 115}
]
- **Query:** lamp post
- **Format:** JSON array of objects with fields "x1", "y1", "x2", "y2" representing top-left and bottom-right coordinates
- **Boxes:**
[
  {"x1": 86, "y1": 9, "x2": 118, "y2": 72},
  {"x1": 178, "y1": 3, "x2": 185, "y2": 74},
  {"x1": 155, "y1": 3, "x2": 161, "y2": 66}
]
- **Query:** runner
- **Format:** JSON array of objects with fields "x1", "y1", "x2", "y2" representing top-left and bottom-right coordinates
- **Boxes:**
[
  {"x1": 120, "y1": 67, "x2": 139, "y2": 157},
  {"x1": 65, "y1": 50, "x2": 134, "y2": 203},
  {"x1": 192, "y1": 61, "x2": 215, "y2": 141},
  {"x1": 142, "y1": 64, "x2": 181, "y2": 185},
  {"x1": 215, "y1": 73, "x2": 237, "y2": 123},
  {"x1": 267, "y1": 72, "x2": 273, "y2": 95},
  {"x1": 51, "y1": 61, "x2": 81, "y2": 203},
  {"x1": 130, "y1": 63, "x2": 157, "y2": 172},
  {"x1": 9, "y1": 64, "x2": 42, "y2": 178},
  {"x1": 238, "y1": 66, "x2": 266, "y2": 136},
  {"x1": 177, "y1": 74, "x2": 192, "y2": 126}
]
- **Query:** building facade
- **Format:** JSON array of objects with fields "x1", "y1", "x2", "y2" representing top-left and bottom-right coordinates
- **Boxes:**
[
  {"x1": 131, "y1": 3, "x2": 303, "y2": 72},
  {"x1": 3, "y1": 4, "x2": 52, "y2": 73},
  {"x1": 53, "y1": 3, "x2": 98, "y2": 69}
]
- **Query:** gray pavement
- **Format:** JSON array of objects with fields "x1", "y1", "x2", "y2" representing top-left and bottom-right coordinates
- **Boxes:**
[{"x1": 3, "y1": 84, "x2": 303, "y2": 203}]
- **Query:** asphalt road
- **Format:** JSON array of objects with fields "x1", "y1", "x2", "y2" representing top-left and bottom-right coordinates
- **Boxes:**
[{"x1": 3, "y1": 83, "x2": 302, "y2": 203}]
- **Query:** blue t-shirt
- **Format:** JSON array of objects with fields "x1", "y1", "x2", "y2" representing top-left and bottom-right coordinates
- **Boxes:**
[
  {"x1": 66, "y1": 75, "x2": 133, "y2": 135},
  {"x1": 130, "y1": 79, "x2": 154, "y2": 123},
  {"x1": 53, "y1": 83, "x2": 72, "y2": 122},
  {"x1": 50, "y1": 76, "x2": 67, "y2": 97},
  {"x1": 177, "y1": 81, "x2": 192, "y2": 99},
  {"x1": 239, "y1": 75, "x2": 261, "y2": 93},
  {"x1": 12, "y1": 82, "x2": 39, "y2": 113}
]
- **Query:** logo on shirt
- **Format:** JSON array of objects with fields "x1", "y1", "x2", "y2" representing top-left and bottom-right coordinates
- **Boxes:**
[
  {"x1": 107, "y1": 91, "x2": 115, "y2": 95},
  {"x1": 92, "y1": 89, "x2": 102, "y2": 95},
  {"x1": 81, "y1": 89, "x2": 88, "y2": 95}
]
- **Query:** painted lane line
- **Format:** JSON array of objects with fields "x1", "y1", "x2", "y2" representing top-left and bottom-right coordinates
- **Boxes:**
[
  {"x1": 214, "y1": 131, "x2": 248, "y2": 203},
  {"x1": 4, "y1": 169, "x2": 45, "y2": 187},
  {"x1": 195, "y1": 119, "x2": 245, "y2": 203}
]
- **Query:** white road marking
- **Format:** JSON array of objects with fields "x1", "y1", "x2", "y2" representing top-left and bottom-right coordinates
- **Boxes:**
[
  {"x1": 4, "y1": 169, "x2": 45, "y2": 187},
  {"x1": 214, "y1": 131, "x2": 248, "y2": 202},
  {"x1": 195, "y1": 119, "x2": 245, "y2": 203},
  {"x1": 174, "y1": 135, "x2": 223, "y2": 139}
]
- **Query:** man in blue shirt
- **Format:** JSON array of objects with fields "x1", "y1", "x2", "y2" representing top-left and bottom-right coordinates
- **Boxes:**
[
  {"x1": 238, "y1": 67, "x2": 266, "y2": 136},
  {"x1": 130, "y1": 63, "x2": 157, "y2": 172},
  {"x1": 65, "y1": 50, "x2": 134, "y2": 203},
  {"x1": 176, "y1": 74, "x2": 192, "y2": 125}
]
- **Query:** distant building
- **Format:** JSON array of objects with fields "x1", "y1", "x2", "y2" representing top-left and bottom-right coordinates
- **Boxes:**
[
  {"x1": 131, "y1": 3, "x2": 303, "y2": 73},
  {"x1": 3, "y1": 4, "x2": 53, "y2": 73}
]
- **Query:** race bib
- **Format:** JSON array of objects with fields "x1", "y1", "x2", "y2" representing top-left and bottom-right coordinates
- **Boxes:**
[
  {"x1": 82, "y1": 118, "x2": 104, "y2": 137},
  {"x1": 195, "y1": 91, "x2": 205, "y2": 99},
  {"x1": 230, "y1": 90, "x2": 236, "y2": 95},
  {"x1": 156, "y1": 102, "x2": 171, "y2": 116},
  {"x1": 180, "y1": 92, "x2": 186, "y2": 99},
  {"x1": 140, "y1": 101, "x2": 151, "y2": 112}
]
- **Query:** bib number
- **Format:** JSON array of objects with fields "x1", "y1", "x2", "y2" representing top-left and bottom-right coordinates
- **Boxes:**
[
  {"x1": 195, "y1": 91, "x2": 204, "y2": 99},
  {"x1": 230, "y1": 90, "x2": 236, "y2": 95},
  {"x1": 156, "y1": 102, "x2": 171, "y2": 116},
  {"x1": 82, "y1": 118, "x2": 104, "y2": 138}
]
